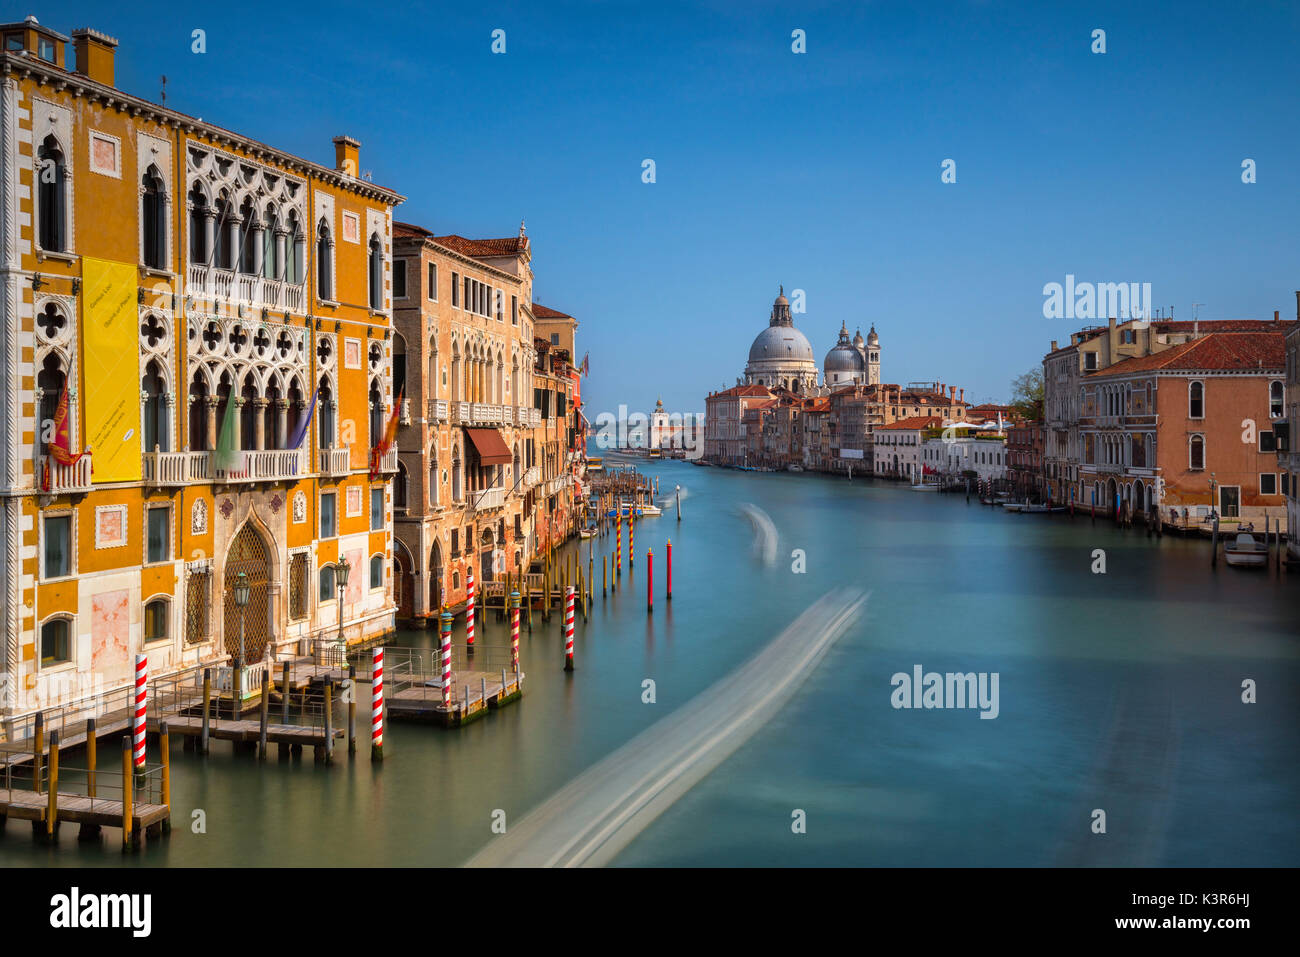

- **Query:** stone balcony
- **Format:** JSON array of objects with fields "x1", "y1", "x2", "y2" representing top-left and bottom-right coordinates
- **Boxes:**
[
  {"x1": 188, "y1": 264, "x2": 306, "y2": 314},
  {"x1": 142, "y1": 449, "x2": 211, "y2": 486},
  {"x1": 39, "y1": 454, "x2": 93, "y2": 493},
  {"x1": 317, "y1": 447, "x2": 351, "y2": 478},
  {"x1": 470, "y1": 485, "x2": 505, "y2": 511},
  {"x1": 523, "y1": 465, "x2": 540, "y2": 487},
  {"x1": 376, "y1": 446, "x2": 399, "y2": 473},
  {"x1": 214, "y1": 448, "x2": 307, "y2": 483},
  {"x1": 428, "y1": 399, "x2": 449, "y2": 423}
]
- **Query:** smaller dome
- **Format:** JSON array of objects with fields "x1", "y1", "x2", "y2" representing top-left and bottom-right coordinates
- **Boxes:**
[
  {"x1": 824, "y1": 323, "x2": 864, "y2": 375},
  {"x1": 867, "y1": 324, "x2": 879, "y2": 344},
  {"x1": 852, "y1": 328, "x2": 865, "y2": 348}
]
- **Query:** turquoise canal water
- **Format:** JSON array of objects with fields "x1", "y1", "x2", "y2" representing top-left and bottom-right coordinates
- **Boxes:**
[{"x1": 4, "y1": 459, "x2": 1298, "y2": 867}]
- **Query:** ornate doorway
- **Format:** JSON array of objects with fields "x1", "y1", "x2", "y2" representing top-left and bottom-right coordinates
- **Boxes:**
[{"x1": 223, "y1": 522, "x2": 272, "y2": 662}]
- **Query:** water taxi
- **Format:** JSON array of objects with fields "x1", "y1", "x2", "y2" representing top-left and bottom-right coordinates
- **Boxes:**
[{"x1": 1224, "y1": 532, "x2": 1268, "y2": 568}]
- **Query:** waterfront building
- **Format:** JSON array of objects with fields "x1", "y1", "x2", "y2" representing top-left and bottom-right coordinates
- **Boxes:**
[
  {"x1": 743, "y1": 288, "x2": 819, "y2": 394},
  {"x1": 1043, "y1": 314, "x2": 1291, "y2": 506},
  {"x1": 390, "y1": 222, "x2": 546, "y2": 623},
  {"x1": 872, "y1": 416, "x2": 942, "y2": 480},
  {"x1": 1006, "y1": 421, "x2": 1045, "y2": 499},
  {"x1": 530, "y1": 334, "x2": 580, "y2": 551},
  {"x1": 1079, "y1": 330, "x2": 1288, "y2": 526},
  {"x1": 831, "y1": 382, "x2": 968, "y2": 473},
  {"x1": 703, "y1": 384, "x2": 773, "y2": 465},
  {"x1": 0, "y1": 18, "x2": 403, "y2": 715},
  {"x1": 1279, "y1": 300, "x2": 1299, "y2": 559},
  {"x1": 922, "y1": 432, "x2": 1007, "y2": 483}
]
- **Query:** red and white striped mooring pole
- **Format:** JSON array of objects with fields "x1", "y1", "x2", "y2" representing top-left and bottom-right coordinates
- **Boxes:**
[
  {"x1": 440, "y1": 611, "x2": 453, "y2": 708},
  {"x1": 132, "y1": 653, "x2": 147, "y2": 772},
  {"x1": 563, "y1": 585, "x2": 575, "y2": 672},
  {"x1": 371, "y1": 647, "x2": 384, "y2": 762},
  {"x1": 647, "y1": 548, "x2": 654, "y2": 614},
  {"x1": 465, "y1": 568, "x2": 476, "y2": 649},
  {"x1": 510, "y1": 590, "x2": 521, "y2": 671}
]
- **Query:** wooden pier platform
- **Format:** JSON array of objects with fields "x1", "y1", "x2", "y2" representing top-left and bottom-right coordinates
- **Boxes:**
[
  {"x1": 386, "y1": 668, "x2": 524, "y2": 727},
  {"x1": 0, "y1": 787, "x2": 169, "y2": 841}
]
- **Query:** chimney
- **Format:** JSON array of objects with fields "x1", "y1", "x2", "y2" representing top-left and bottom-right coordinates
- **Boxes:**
[
  {"x1": 333, "y1": 136, "x2": 360, "y2": 177},
  {"x1": 1275, "y1": 310, "x2": 1280, "y2": 322},
  {"x1": 1108, "y1": 316, "x2": 1116, "y2": 332},
  {"x1": 949, "y1": 385, "x2": 956, "y2": 400},
  {"x1": 1051, "y1": 339, "x2": 1058, "y2": 351},
  {"x1": 959, "y1": 388, "x2": 965, "y2": 403},
  {"x1": 71, "y1": 28, "x2": 118, "y2": 87},
  {"x1": 1295, "y1": 290, "x2": 1299, "y2": 320}
]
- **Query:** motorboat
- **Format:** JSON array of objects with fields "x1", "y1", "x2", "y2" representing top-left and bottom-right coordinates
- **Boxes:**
[
  {"x1": 1002, "y1": 502, "x2": 1026, "y2": 513},
  {"x1": 788, "y1": 464, "x2": 803, "y2": 472},
  {"x1": 1022, "y1": 504, "x2": 1067, "y2": 514},
  {"x1": 910, "y1": 482, "x2": 940, "y2": 491},
  {"x1": 1224, "y1": 532, "x2": 1268, "y2": 568}
]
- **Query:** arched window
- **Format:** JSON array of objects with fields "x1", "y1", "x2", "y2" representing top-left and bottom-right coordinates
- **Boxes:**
[
  {"x1": 318, "y1": 379, "x2": 334, "y2": 449},
  {"x1": 142, "y1": 360, "x2": 169, "y2": 453},
  {"x1": 452, "y1": 443, "x2": 462, "y2": 502},
  {"x1": 188, "y1": 183, "x2": 209, "y2": 262},
  {"x1": 214, "y1": 195, "x2": 235, "y2": 269},
  {"x1": 368, "y1": 233, "x2": 383, "y2": 310},
  {"x1": 368, "y1": 378, "x2": 383, "y2": 446},
  {"x1": 369, "y1": 554, "x2": 384, "y2": 589},
  {"x1": 144, "y1": 598, "x2": 169, "y2": 643},
  {"x1": 37, "y1": 135, "x2": 66, "y2": 252},
  {"x1": 142, "y1": 166, "x2": 167, "y2": 269},
  {"x1": 40, "y1": 617, "x2": 71, "y2": 665},
  {"x1": 288, "y1": 210, "x2": 305, "y2": 285},
  {"x1": 189, "y1": 370, "x2": 210, "y2": 451},
  {"x1": 240, "y1": 375, "x2": 258, "y2": 451},
  {"x1": 263, "y1": 205, "x2": 279, "y2": 280},
  {"x1": 1188, "y1": 381, "x2": 1204, "y2": 419},
  {"x1": 319, "y1": 564, "x2": 336, "y2": 601},
  {"x1": 317, "y1": 219, "x2": 333, "y2": 300},
  {"x1": 395, "y1": 462, "x2": 409, "y2": 511},
  {"x1": 36, "y1": 353, "x2": 66, "y2": 453},
  {"x1": 1189, "y1": 434, "x2": 1205, "y2": 470},
  {"x1": 1270, "y1": 380, "x2": 1284, "y2": 418},
  {"x1": 238, "y1": 197, "x2": 257, "y2": 274},
  {"x1": 393, "y1": 334, "x2": 407, "y2": 400},
  {"x1": 428, "y1": 448, "x2": 440, "y2": 506}
]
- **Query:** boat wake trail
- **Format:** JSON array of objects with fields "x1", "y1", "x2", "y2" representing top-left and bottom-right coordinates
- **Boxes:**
[
  {"x1": 736, "y1": 502, "x2": 778, "y2": 566},
  {"x1": 657, "y1": 486, "x2": 689, "y2": 506},
  {"x1": 464, "y1": 589, "x2": 866, "y2": 868}
]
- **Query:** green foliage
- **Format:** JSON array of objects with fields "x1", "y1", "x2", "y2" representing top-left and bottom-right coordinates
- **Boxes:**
[{"x1": 1009, "y1": 368, "x2": 1044, "y2": 420}]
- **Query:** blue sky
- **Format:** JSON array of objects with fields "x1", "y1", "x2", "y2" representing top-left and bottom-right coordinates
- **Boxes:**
[{"x1": 36, "y1": 0, "x2": 1300, "y2": 415}]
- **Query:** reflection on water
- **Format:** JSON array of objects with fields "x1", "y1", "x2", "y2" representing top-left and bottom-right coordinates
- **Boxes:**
[{"x1": 4, "y1": 462, "x2": 1296, "y2": 867}]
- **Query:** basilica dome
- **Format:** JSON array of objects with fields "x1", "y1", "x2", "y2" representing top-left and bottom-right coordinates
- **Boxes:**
[
  {"x1": 824, "y1": 322, "x2": 865, "y2": 375},
  {"x1": 742, "y1": 286, "x2": 820, "y2": 394},
  {"x1": 748, "y1": 324, "x2": 815, "y2": 364}
]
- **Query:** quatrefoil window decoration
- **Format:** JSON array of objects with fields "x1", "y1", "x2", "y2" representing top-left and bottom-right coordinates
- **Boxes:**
[
  {"x1": 316, "y1": 336, "x2": 333, "y2": 366},
  {"x1": 253, "y1": 327, "x2": 272, "y2": 358},
  {"x1": 368, "y1": 342, "x2": 382, "y2": 369},
  {"x1": 228, "y1": 324, "x2": 249, "y2": 354},
  {"x1": 36, "y1": 303, "x2": 67, "y2": 343},
  {"x1": 140, "y1": 314, "x2": 167, "y2": 350},
  {"x1": 276, "y1": 331, "x2": 294, "y2": 360},
  {"x1": 201, "y1": 321, "x2": 223, "y2": 353}
]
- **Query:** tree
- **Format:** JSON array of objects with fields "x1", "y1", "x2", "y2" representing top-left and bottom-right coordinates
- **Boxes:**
[{"x1": 1009, "y1": 368, "x2": 1044, "y2": 420}]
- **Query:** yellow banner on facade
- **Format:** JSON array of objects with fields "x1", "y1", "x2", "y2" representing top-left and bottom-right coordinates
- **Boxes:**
[{"x1": 81, "y1": 258, "x2": 141, "y2": 483}]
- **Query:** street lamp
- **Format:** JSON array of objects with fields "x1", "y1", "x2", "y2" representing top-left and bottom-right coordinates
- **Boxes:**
[
  {"x1": 335, "y1": 557, "x2": 350, "y2": 658},
  {"x1": 233, "y1": 571, "x2": 250, "y2": 665}
]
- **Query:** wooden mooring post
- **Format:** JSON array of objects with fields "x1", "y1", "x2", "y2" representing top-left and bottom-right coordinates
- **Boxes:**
[
  {"x1": 45, "y1": 730, "x2": 59, "y2": 840},
  {"x1": 281, "y1": 661, "x2": 291, "y2": 724},
  {"x1": 86, "y1": 718, "x2": 96, "y2": 798},
  {"x1": 32, "y1": 712, "x2": 43, "y2": 793},
  {"x1": 120, "y1": 737, "x2": 133, "y2": 851},
  {"x1": 348, "y1": 664, "x2": 358, "y2": 757},
  {"x1": 201, "y1": 668, "x2": 211, "y2": 755},
  {"x1": 259, "y1": 670, "x2": 270, "y2": 759},
  {"x1": 160, "y1": 721, "x2": 171, "y2": 833}
]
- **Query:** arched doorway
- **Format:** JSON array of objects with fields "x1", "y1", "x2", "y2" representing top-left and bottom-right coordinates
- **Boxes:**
[
  {"x1": 394, "y1": 540, "x2": 414, "y2": 621},
  {"x1": 223, "y1": 522, "x2": 272, "y2": 662},
  {"x1": 429, "y1": 540, "x2": 444, "y2": 614}
]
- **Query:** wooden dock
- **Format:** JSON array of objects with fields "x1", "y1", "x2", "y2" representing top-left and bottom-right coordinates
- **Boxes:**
[
  {"x1": 384, "y1": 654, "x2": 524, "y2": 727},
  {"x1": 0, "y1": 787, "x2": 170, "y2": 844}
]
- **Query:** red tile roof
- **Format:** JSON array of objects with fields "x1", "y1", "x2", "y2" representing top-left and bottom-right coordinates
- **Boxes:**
[
  {"x1": 709, "y1": 384, "x2": 773, "y2": 399},
  {"x1": 1154, "y1": 319, "x2": 1295, "y2": 333},
  {"x1": 1089, "y1": 331, "x2": 1286, "y2": 375},
  {"x1": 434, "y1": 234, "x2": 526, "y2": 258},
  {"x1": 532, "y1": 303, "x2": 574, "y2": 320},
  {"x1": 393, "y1": 221, "x2": 433, "y2": 239},
  {"x1": 877, "y1": 415, "x2": 944, "y2": 431}
]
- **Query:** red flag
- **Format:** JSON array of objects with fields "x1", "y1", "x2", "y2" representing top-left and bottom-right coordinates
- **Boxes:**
[
  {"x1": 369, "y1": 388, "x2": 403, "y2": 478},
  {"x1": 43, "y1": 384, "x2": 87, "y2": 489}
]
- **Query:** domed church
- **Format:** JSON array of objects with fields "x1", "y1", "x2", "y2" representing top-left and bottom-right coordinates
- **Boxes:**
[
  {"x1": 824, "y1": 322, "x2": 880, "y2": 389},
  {"x1": 743, "y1": 287, "x2": 820, "y2": 393}
]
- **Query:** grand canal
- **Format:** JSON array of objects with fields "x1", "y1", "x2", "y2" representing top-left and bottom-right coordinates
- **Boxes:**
[{"x1": 4, "y1": 459, "x2": 1297, "y2": 867}]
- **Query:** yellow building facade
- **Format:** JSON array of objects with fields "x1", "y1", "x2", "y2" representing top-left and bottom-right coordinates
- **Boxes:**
[{"x1": 0, "y1": 18, "x2": 403, "y2": 718}]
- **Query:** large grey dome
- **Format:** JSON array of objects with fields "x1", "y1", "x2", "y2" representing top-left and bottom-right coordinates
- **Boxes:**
[
  {"x1": 824, "y1": 322, "x2": 864, "y2": 374},
  {"x1": 748, "y1": 325, "x2": 815, "y2": 363}
]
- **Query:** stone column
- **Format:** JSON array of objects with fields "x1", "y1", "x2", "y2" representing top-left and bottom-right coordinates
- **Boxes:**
[
  {"x1": 232, "y1": 398, "x2": 244, "y2": 452},
  {"x1": 227, "y1": 218, "x2": 241, "y2": 270},
  {"x1": 275, "y1": 400, "x2": 289, "y2": 450},
  {"x1": 251, "y1": 223, "x2": 265, "y2": 276},
  {"x1": 203, "y1": 212, "x2": 217, "y2": 269},
  {"x1": 253, "y1": 398, "x2": 268, "y2": 451},
  {"x1": 274, "y1": 229, "x2": 287, "y2": 282},
  {"x1": 205, "y1": 396, "x2": 219, "y2": 452}
]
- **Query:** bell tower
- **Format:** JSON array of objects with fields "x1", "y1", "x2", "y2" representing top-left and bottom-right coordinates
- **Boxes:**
[{"x1": 866, "y1": 325, "x2": 880, "y2": 386}]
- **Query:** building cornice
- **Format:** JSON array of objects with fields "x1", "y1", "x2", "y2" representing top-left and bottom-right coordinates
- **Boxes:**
[{"x1": 2, "y1": 53, "x2": 405, "y2": 206}]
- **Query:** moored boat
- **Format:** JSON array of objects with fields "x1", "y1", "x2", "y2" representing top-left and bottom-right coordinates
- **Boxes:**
[{"x1": 1224, "y1": 532, "x2": 1268, "y2": 567}]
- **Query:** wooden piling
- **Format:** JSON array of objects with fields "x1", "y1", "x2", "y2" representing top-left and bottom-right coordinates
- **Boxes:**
[
  {"x1": 603, "y1": 554, "x2": 607, "y2": 596},
  {"x1": 46, "y1": 729, "x2": 58, "y2": 839},
  {"x1": 1211, "y1": 514, "x2": 1219, "y2": 567},
  {"x1": 348, "y1": 664, "x2": 357, "y2": 756},
  {"x1": 323, "y1": 678, "x2": 334, "y2": 763},
  {"x1": 86, "y1": 718, "x2": 96, "y2": 798},
  {"x1": 120, "y1": 737, "x2": 132, "y2": 851},
  {"x1": 160, "y1": 721, "x2": 170, "y2": 831},
  {"x1": 232, "y1": 658, "x2": 242, "y2": 720},
  {"x1": 32, "y1": 712, "x2": 43, "y2": 793},
  {"x1": 201, "y1": 667, "x2": 211, "y2": 754},
  {"x1": 281, "y1": 661, "x2": 290, "y2": 724},
  {"x1": 258, "y1": 670, "x2": 270, "y2": 758}
]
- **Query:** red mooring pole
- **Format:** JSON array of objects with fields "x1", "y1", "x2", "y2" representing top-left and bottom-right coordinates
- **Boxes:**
[
  {"x1": 563, "y1": 586, "x2": 575, "y2": 672},
  {"x1": 666, "y1": 539, "x2": 672, "y2": 601},
  {"x1": 647, "y1": 548, "x2": 654, "y2": 614}
]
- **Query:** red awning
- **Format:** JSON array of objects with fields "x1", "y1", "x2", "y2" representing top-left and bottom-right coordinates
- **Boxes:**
[{"x1": 465, "y1": 428, "x2": 512, "y2": 465}]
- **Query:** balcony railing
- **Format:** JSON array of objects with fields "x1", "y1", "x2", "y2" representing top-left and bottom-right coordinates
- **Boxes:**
[
  {"x1": 318, "y1": 447, "x2": 351, "y2": 477},
  {"x1": 428, "y1": 399, "x2": 449, "y2": 423},
  {"x1": 39, "y1": 454, "x2": 93, "y2": 493},
  {"x1": 187, "y1": 264, "x2": 307, "y2": 314},
  {"x1": 451, "y1": 401, "x2": 472, "y2": 424},
  {"x1": 399, "y1": 398, "x2": 411, "y2": 425},
  {"x1": 472, "y1": 403, "x2": 507, "y2": 425},
  {"x1": 471, "y1": 486, "x2": 505, "y2": 511},
  {"x1": 214, "y1": 448, "x2": 306, "y2": 483},
  {"x1": 142, "y1": 448, "x2": 211, "y2": 486},
  {"x1": 377, "y1": 446, "x2": 399, "y2": 473}
]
